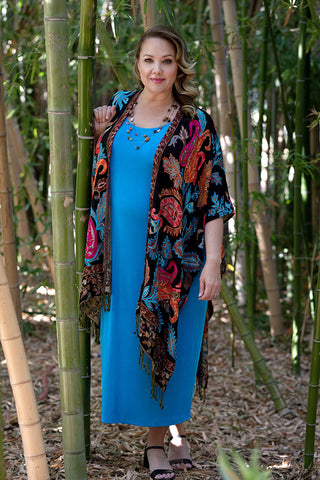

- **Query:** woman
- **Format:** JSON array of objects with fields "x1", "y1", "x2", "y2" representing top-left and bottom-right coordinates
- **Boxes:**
[{"x1": 80, "y1": 25, "x2": 234, "y2": 480}]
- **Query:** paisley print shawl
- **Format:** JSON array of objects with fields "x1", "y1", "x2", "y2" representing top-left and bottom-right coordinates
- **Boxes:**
[{"x1": 79, "y1": 90, "x2": 234, "y2": 404}]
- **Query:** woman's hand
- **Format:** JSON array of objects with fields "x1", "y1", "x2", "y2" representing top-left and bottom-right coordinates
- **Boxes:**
[
  {"x1": 198, "y1": 217, "x2": 223, "y2": 301},
  {"x1": 198, "y1": 258, "x2": 221, "y2": 300},
  {"x1": 93, "y1": 105, "x2": 116, "y2": 139}
]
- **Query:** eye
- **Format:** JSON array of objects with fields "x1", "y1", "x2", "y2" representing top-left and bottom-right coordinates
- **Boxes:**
[
  {"x1": 144, "y1": 58, "x2": 153, "y2": 63},
  {"x1": 163, "y1": 59, "x2": 173, "y2": 64}
]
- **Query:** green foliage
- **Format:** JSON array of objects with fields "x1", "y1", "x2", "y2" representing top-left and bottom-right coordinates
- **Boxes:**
[{"x1": 218, "y1": 447, "x2": 271, "y2": 480}]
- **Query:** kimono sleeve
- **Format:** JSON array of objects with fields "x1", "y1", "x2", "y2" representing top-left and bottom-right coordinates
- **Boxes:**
[{"x1": 202, "y1": 115, "x2": 234, "y2": 225}]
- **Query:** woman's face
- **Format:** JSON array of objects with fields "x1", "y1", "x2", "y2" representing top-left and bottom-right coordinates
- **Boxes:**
[{"x1": 137, "y1": 37, "x2": 178, "y2": 98}]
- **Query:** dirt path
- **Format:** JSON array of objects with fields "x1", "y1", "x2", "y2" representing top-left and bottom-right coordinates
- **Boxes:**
[{"x1": 2, "y1": 299, "x2": 319, "y2": 479}]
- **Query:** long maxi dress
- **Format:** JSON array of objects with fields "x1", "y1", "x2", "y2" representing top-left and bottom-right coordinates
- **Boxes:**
[{"x1": 100, "y1": 119, "x2": 208, "y2": 427}]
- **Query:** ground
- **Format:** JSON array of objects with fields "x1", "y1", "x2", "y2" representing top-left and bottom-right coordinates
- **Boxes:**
[{"x1": 2, "y1": 287, "x2": 320, "y2": 479}]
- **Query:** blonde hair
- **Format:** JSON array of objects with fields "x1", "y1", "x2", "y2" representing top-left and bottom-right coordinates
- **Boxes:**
[{"x1": 134, "y1": 25, "x2": 198, "y2": 117}]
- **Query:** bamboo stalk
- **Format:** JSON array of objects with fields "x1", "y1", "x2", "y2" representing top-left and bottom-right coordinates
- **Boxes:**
[
  {"x1": 240, "y1": 0, "x2": 255, "y2": 334},
  {"x1": 221, "y1": 280, "x2": 286, "y2": 412},
  {"x1": 263, "y1": 0, "x2": 293, "y2": 151},
  {"x1": 0, "y1": 257, "x2": 49, "y2": 479},
  {"x1": 139, "y1": 0, "x2": 166, "y2": 30},
  {"x1": 0, "y1": 38, "x2": 22, "y2": 331},
  {"x1": 292, "y1": 0, "x2": 307, "y2": 375},
  {"x1": 43, "y1": 1, "x2": 87, "y2": 478},
  {"x1": 304, "y1": 257, "x2": 320, "y2": 468},
  {"x1": 76, "y1": 0, "x2": 97, "y2": 459}
]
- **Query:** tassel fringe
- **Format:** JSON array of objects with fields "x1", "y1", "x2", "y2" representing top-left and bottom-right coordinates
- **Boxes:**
[{"x1": 136, "y1": 323, "x2": 165, "y2": 410}]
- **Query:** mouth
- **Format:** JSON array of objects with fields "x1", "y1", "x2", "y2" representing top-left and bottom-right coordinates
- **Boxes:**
[{"x1": 150, "y1": 78, "x2": 164, "y2": 84}]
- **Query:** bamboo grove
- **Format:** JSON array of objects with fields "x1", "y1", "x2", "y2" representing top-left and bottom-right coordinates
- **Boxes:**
[{"x1": 0, "y1": 0, "x2": 319, "y2": 477}]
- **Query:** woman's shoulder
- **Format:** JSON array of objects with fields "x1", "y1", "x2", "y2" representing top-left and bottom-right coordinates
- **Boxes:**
[
  {"x1": 180, "y1": 106, "x2": 217, "y2": 135},
  {"x1": 110, "y1": 90, "x2": 138, "y2": 109}
]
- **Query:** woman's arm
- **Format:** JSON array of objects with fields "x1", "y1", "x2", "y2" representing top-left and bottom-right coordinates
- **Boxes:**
[{"x1": 198, "y1": 217, "x2": 223, "y2": 301}]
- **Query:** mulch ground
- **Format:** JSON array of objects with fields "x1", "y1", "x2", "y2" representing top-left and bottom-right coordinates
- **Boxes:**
[{"x1": 2, "y1": 286, "x2": 320, "y2": 479}]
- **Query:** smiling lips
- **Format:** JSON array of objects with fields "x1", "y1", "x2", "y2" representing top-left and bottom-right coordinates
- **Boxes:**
[{"x1": 151, "y1": 78, "x2": 164, "y2": 83}]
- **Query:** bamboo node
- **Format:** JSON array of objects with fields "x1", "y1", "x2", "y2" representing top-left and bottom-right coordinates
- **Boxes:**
[
  {"x1": 59, "y1": 366, "x2": 81, "y2": 373},
  {"x1": 11, "y1": 378, "x2": 32, "y2": 387},
  {"x1": 51, "y1": 190, "x2": 74, "y2": 196},
  {"x1": 253, "y1": 358, "x2": 264, "y2": 366},
  {"x1": 47, "y1": 109, "x2": 71, "y2": 115},
  {"x1": 75, "y1": 206, "x2": 90, "y2": 212},
  {"x1": 64, "y1": 449, "x2": 86, "y2": 455},
  {"x1": 19, "y1": 419, "x2": 41, "y2": 428},
  {"x1": 78, "y1": 134, "x2": 94, "y2": 140},
  {"x1": 44, "y1": 16, "x2": 67, "y2": 22},
  {"x1": 240, "y1": 332, "x2": 251, "y2": 339},
  {"x1": 2, "y1": 333, "x2": 22, "y2": 342},
  {"x1": 55, "y1": 316, "x2": 78, "y2": 323},
  {"x1": 78, "y1": 55, "x2": 95, "y2": 60},
  {"x1": 54, "y1": 260, "x2": 76, "y2": 266}
]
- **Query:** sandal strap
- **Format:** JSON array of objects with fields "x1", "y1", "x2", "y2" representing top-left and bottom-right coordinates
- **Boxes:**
[
  {"x1": 146, "y1": 446, "x2": 165, "y2": 452},
  {"x1": 150, "y1": 468, "x2": 174, "y2": 479}
]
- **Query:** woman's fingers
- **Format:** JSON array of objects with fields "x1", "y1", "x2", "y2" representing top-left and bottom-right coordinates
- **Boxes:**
[
  {"x1": 94, "y1": 105, "x2": 116, "y2": 123},
  {"x1": 93, "y1": 105, "x2": 116, "y2": 138}
]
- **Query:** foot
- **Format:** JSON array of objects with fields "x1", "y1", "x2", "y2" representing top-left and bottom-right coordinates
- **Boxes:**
[
  {"x1": 145, "y1": 446, "x2": 175, "y2": 480},
  {"x1": 167, "y1": 435, "x2": 193, "y2": 470}
]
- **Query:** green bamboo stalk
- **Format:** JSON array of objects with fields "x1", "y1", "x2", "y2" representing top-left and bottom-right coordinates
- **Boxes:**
[
  {"x1": 75, "y1": 0, "x2": 97, "y2": 460},
  {"x1": 263, "y1": 0, "x2": 293, "y2": 151},
  {"x1": 240, "y1": 1, "x2": 255, "y2": 342},
  {"x1": 221, "y1": 280, "x2": 286, "y2": 412},
  {"x1": 292, "y1": 0, "x2": 307, "y2": 376},
  {"x1": 43, "y1": 1, "x2": 87, "y2": 478},
  {"x1": 304, "y1": 258, "x2": 320, "y2": 468}
]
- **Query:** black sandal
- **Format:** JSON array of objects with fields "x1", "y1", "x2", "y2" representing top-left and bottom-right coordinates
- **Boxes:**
[
  {"x1": 143, "y1": 446, "x2": 175, "y2": 480},
  {"x1": 168, "y1": 435, "x2": 194, "y2": 469}
]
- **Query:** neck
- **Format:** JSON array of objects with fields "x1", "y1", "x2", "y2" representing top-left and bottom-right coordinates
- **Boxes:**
[{"x1": 138, "y1": 89, "x2": 175, "y2": 110}]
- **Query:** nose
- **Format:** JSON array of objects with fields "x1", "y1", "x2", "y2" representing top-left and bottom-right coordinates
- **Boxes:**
[{"x1": 152, "y1": 61, "x2": 162, "y2": 74}]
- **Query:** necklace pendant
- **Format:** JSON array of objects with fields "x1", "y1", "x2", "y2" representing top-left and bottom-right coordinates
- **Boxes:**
[{"x1": 144, "y1": 136, "x2": 150, "y2": 142}]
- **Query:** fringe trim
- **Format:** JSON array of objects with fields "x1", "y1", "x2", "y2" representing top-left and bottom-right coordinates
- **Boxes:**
[
  {"x1": 196, "y1": 382, "x2": 207, "y2": 402},
  {"x1": 79, "y1": 293, "x2": 111, "y2": 344},
  {"x1": 136, "y1": 314, "x2": 165, "y2": 409}
]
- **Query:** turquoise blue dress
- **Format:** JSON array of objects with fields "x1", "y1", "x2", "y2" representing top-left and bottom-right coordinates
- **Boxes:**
[{"x1": 100, "y1": 119, "x2": 207, "y2": 427}]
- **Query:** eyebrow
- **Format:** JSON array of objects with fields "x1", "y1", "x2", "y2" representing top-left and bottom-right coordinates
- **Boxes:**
[{"x1": 142, "y1": 53, "x2": 174, "y2": 58}]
